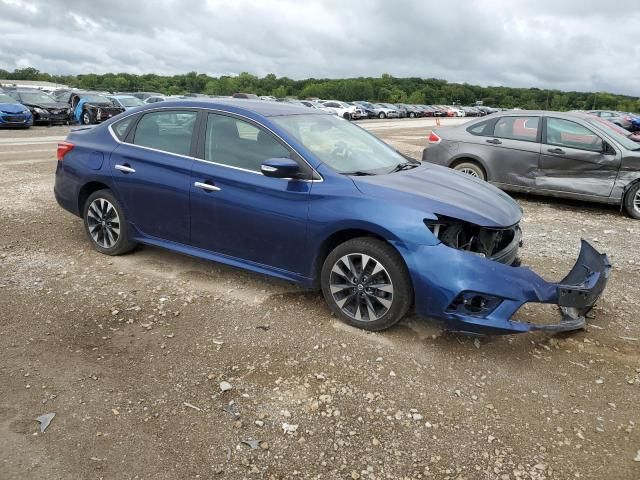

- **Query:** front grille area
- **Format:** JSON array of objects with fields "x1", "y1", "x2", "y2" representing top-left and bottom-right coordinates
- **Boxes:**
[{"x1": 3, "y1": 115, "x2": 28, "y2": 123}]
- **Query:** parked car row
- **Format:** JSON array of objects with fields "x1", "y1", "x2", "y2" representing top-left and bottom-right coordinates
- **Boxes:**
[
  {"x1": 0, "y1": 87, "x2": 71, "y2": 126},
  {"x1": 583, "y1": 110, "x2": 640, "y2": 132},
  {"x1": 0, "y1": 83, "x2": 508, "y2": 128},
  {"x1": 278, "y1": 99, "x2": 499, "y2": 121}
]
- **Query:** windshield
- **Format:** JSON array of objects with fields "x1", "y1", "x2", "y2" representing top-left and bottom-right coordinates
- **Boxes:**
[
  {"x1": 587, "y1": 118, "x2": 640, "y2": 151},
  {"x1": 19, "y1": 92, "x2": 56, "y2": 104},
  {"x1": 273, "y1": 114, "x2": 408, "y2": 175},
  {"x1": 116, "y1": 97, "x2": 144, "y2": 107},
  {"x1": 82, "y1": 95, "x2": 110, "y2": 103},
  {"x1": 0, "y1": 94, "x2": 18, "y2": 104}
]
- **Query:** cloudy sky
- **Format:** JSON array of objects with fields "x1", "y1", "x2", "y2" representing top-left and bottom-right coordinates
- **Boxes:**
[{"x1": 1, "y1": 0, "x2": 639, "y2": 94}]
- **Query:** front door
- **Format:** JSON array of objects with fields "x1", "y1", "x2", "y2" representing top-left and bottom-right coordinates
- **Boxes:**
[
  {"x1": 537, "y1": 117, "x2": 620, "y2": 197},
  {"x1": 190, "y1": 113, "x2": 311, "y2": 274}
]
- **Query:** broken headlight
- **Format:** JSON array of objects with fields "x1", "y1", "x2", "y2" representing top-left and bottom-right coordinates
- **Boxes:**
[{"x1": 424, "y1": 215, "x2": 518, "y2": 261}]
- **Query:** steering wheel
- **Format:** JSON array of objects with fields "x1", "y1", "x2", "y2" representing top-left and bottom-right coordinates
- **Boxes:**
[{"x1": 332, "y1": 141, "x2": 354, "y2": 159}]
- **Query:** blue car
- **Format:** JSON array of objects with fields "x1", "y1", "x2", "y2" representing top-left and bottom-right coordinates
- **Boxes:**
[
  {"x1": 54, "y1": 100, "x2": 610, "y2": 335},
  {"x1": 0, "y1": 92, "x2": 33, "y2": 127}
]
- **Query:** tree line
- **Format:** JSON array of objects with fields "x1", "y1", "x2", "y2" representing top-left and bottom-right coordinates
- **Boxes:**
[{"x1": 2, "y1": 67, "x2": 639, "y2": 112}]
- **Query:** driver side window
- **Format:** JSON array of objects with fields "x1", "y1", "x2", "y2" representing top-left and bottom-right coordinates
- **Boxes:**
[
  {"x1": 545, "y1": 118, "x2": 603, "y2": 152},
  {"x1": 204, "y1": 114, "x2": 291, "y2": 172}
]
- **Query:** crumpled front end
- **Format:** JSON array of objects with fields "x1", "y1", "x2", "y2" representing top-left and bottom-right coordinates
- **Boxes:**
[{"x1": 398, "y1": 239, "x2": 611, "y2": 335}]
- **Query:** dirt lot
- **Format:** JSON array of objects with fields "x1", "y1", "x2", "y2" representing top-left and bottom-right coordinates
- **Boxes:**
[{"x1": 0, "y1": 119, "x2": 638, "y2": 480}]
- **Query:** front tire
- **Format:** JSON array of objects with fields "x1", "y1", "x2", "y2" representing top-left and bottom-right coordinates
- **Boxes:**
[
  {"x1": 378, "y1": 112, "x2": 386, "y2": 119},
  {"x1": 453, "y1": 161, "x2": 486, "y2": 181},
  {"x1": 83, "y1": 190, "x2": 136, "y2": 255},
  {"x1": 82, "y1": 110, "x2": 93, "y2": 125},
  {"x1": 321, "y1": 237, "x2": 412, "y2": 331},
  {"x1": 623, "y1": 182, "x2": 640, "y2": 219},
  {"x1": 409, "y1": 112, "x2": 416, "y2": 118}
]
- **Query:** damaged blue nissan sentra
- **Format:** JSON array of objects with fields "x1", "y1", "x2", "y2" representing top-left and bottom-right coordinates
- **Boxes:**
[{"x1": 54, "y1": 99, "x2": 611, "y2": 335}]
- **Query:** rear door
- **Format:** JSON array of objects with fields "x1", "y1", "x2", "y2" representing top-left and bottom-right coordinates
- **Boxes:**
[
  {"x1": 537, "y1": 116, "x2": 620, "y2": 197},
  {"x1": 108, "y1": 109, "x2": 198, "y2": 244},
  {"x1": 466, "y1": 115, "x2": 541, "y2": 188}
]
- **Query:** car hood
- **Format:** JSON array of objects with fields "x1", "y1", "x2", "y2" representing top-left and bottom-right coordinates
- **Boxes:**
[
  {"x1": 0, "y1": 103, "x2": 28, "y2": 114},
  {"x1": 25, "y1": 102, "x2": 68, "y2": 110},
  {"x1": 352, "y1": 163, "x2": 523, "y2": 228}
]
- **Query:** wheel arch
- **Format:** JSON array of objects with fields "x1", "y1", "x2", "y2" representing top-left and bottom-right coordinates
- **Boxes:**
[
  {"x1": 622, "y1": 176, "x2": 640, "y2": 214},
  {"x1": 78, "y1": 181, "x2": 111, "y2": 214},
  {"x1": 311, "y1": 227, "x2": 409, "y2": 290}
]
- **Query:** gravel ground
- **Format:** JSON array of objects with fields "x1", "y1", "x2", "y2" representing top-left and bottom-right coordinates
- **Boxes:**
[{"x1": 0, "y1": 119, "x2": 638, "y2": 480}]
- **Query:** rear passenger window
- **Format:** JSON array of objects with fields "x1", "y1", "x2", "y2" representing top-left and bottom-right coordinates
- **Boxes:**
[
  {"x1": 204, "y1": 114, "x2": 290, "y2": 172},
  {"x1": 133, "y1": 110, "x2": 197, "y2": 156},
  {"x1": 112, "y1": 116, "x2": 134, "y2": 140},
  {"x1": 493, "y1": 116, "x2": 539, "y2": 142},
  {"x1": 466, "y1": 120, "x2": 493, "y2": 136}
]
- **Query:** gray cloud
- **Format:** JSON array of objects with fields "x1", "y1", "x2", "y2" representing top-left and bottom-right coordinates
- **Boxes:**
[{"x1": 0, "y1": 0, "x2": 639, "y2": 95}]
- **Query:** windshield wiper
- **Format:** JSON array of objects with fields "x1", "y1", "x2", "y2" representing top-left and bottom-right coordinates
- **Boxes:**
[
  {"x1": 389, "y1": 161, "x2": 420, "y2": 173},
  {"x1": 341, "y1": 171, "x2": 376, "y2": 176}
]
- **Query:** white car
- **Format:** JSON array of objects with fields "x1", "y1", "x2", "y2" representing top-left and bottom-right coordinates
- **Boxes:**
[
  {"x1": 321, "y1": 100, "x2": 363, "y2": 120},
  {"x1": 144, "y1": 95, "x2": 168, "y2": 104},
  {"x1": 449, "y1": 106, "x2": 466, "y2": 117},
  {"x1": 293, "y1": 100, "x2": 335, "y2": 114},
  {"x1": 372, "y1": 103, "x2": 399, "y2": 119}
]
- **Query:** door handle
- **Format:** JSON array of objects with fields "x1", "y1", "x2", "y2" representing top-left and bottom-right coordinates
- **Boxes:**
[
  {"x1": 547, "y1": 148, "x2": 565, "y2": 154},
  {"x1": 486, "y1": 138, "x2": 502, "y2": 145},
  {"x1": 115, "y1": 164, "x2": 135, "y2": 174},
  {"x1": 194, "y1": 181, "x2": 221, "y2": 192}
]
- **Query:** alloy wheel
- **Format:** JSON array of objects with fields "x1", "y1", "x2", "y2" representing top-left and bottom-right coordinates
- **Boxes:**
[
  {"x1": 459, "y1": 167, "x2": 480, "y2": 178},
  {"x1": 634, "y1": 190, "x2": 640, "y2": 215},
  {"x1": 86, "y1": 198, "x2": 120, "y2": 248},
  {"x1": 329, "y1": 253, "x2": 393, "y2": 322}
]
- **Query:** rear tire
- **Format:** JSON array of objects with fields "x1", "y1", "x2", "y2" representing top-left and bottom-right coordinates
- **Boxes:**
[
  {"x1": 83, "y1": 189, "x2": 136, "y2": 255},
  {"x1": 321, "y1": 237, "x2": 412, "y2": 331},
  {"x1": 623, "y1": 182, "x2": 640, "y2": 219},
  {"x1": 453, "y1": 161, "x2": 486, "y2": 181}
]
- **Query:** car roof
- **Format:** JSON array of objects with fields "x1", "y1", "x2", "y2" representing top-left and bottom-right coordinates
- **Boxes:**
[{"x1": 138, "y1": 98, "x2": 327, "y2": 117}]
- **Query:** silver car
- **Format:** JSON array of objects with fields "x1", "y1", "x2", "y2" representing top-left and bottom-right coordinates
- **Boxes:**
[{"x1": 422, "y1": 111, "x2": 640, "y2": 219}]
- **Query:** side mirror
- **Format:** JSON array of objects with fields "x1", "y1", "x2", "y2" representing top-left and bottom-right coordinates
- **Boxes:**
[
  {"x1": 602, "y1": 142, "x2": 616, "y2": 155},
  {"x1": 261, "y1": 158, "x2": 300, "y2": 179}
]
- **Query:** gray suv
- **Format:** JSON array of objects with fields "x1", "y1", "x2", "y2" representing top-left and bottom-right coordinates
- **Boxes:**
[{"x1": 422, "y1": 111, "x2": 640, "y2": 219}]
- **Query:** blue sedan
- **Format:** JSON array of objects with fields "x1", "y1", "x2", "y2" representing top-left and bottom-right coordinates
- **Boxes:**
[
  {"x1": 54, "y1": 99, "x2": 610, "y2": 334},
  {"x1": 0, "y1": 92, "x2": 33, "y2": 128}
]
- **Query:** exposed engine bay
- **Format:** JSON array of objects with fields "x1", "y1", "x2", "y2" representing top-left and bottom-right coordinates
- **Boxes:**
[{"x1": 426, "y1": 216, "x2": 522, "y2": 265}]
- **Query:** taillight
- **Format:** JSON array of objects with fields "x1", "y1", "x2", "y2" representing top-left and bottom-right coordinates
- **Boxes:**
[
  {"x1": 57, "y1": 141, "x2": 74, "y2": 161},
  {"x1": 428, "y1": 132, "x2": 442, "y2": 144}
]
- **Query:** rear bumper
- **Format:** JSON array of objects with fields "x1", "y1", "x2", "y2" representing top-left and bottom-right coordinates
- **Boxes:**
[{"x1": 398, "y1": 239, "x2": 611, "y2": 335}]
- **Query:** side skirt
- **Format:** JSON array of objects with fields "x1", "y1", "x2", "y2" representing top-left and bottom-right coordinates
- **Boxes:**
[{"x1": 132, "y1": 232, "x2": 316, "y2": 289}]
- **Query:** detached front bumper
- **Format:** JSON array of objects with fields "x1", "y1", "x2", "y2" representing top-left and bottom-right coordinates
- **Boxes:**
[{"x1": 400, "y1": 240, "x2": 611, "y2": 335}]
